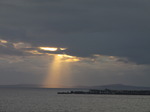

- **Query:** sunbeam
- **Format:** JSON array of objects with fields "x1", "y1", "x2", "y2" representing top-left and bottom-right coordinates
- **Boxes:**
[
  {"x1": 43, "y1": 54, "x2": 80, "y2": 88},
  {"x1": 43, "y1": 55, "x2": 62, "y2": 88}
]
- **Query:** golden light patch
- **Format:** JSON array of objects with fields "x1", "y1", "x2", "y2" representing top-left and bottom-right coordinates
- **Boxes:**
[
  {"x1": 13, "y1": 42, "x2": 31, "y2": 49},
  {"x1": 57, "y1": 54, "x2": 72, "y2": 58},
  {"x1": 65, "y1": 58, "x2": 80, "y2": 62},
  {"x1": 39, "y1": 47, "x2": 58, "y2": 51},
  {"x1": 57, "y1": 54, "x2": 80, "y2": 62},
  {"x1": 0, "y1": 39, "x2": 8, "y2": 43},
  {"x1": 60, "y1": 48, "x2": 67, "y2": 50},
  {"x1": 25, "y1": 50, "x2": 43, "y2": 55}
]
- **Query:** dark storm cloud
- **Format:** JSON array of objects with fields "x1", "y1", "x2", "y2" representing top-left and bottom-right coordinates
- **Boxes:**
[{"x1": 0, "y1": 0, "x2": 150, "y2": 64}]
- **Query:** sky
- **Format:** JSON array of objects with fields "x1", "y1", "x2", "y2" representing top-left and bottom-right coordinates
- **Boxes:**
[{"x1": 0, "y1": 0, "x2": 150, "y2": 88}]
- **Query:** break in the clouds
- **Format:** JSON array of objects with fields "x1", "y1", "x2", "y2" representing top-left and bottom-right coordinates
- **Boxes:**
[
  {"x1": 0, "y1": 39, "x2": 68, "y2": 57},
  {"x1": 0, "y1": 0, "x2": 150, "y2": 64}
]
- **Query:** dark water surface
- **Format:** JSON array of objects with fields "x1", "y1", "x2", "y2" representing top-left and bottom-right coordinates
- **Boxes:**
[{"x1": 0, "y1": 88, "x2": 150, "y2": 112}]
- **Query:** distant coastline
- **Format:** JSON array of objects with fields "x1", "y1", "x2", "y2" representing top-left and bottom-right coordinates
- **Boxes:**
[{"x1": 1, "y1": 84, "x2": 150, "y2": 90}]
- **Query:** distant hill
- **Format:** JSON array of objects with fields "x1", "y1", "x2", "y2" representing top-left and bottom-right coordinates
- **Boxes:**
[
  {"x1": 89, "y1": 84, "x2": 150, "y2": 90},
  {"x1": 0, "y1": 84, "x2": 42, "y2": 88},
  {"x1": 1, "y1": 84, "x2": 150, "y2": 90}
]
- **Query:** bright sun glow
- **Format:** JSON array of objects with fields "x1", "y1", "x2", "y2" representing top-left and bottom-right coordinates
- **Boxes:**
[
  {"x1": 39, "y1": 47, "x2": 58, "y2": 51},
  {"x1": 39, "y1": 47, "x2": 67, "y2": 52}
]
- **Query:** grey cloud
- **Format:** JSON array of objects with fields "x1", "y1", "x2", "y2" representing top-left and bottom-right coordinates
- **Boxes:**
[
  {"x1": 0, "y1": 0, "x2": 150, "y2": 64},
  {"x1": 0, "y1": 39, "x2": 67, "y2": 58},
  {"x1": 70, "y1": 60, "x2": 150, "y2": 86},
  {"x1": 1, "y1": 0, "x2": 150, "y2": 32},
  {"x1": 0, "y1": 42, "x2": 24, "y2": 56}
]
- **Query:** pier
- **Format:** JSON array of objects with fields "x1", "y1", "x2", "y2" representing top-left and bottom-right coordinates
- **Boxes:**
[{"x1": 58, "y1": 89, "x2": 150, "y2": 95}]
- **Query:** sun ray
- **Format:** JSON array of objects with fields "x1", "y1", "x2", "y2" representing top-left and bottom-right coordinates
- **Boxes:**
[
  {"x1": 43, "y1": 54, "x2": 80, "y2": 88},
  {"x1": 43, "y1": 55, "x2": 62, "y2": 88}
]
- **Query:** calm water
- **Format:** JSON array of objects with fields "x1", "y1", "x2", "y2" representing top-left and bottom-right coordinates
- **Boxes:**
[{"x1": 0, "y1": 88, "x2": 150, "y2": 112}]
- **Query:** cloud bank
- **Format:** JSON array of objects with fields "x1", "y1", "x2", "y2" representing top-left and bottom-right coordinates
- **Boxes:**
[{"x1": 0, "y1": 0, "x2": 150, "y2": 64}]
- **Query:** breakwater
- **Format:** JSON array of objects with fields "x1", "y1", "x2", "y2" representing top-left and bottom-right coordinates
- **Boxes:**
[{"x1": 58, "y1": 89, "x2": 150, "y2": 95}]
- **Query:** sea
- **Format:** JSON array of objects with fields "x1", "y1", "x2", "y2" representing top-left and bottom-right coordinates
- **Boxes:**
[{"x1": 0, "y1": 88, "x2": 150, "y2": 112}]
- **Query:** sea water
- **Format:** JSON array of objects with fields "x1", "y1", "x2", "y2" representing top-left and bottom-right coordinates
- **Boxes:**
[{"x1": 0, "y1": 88, "x2": 150, "y2": 112}]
